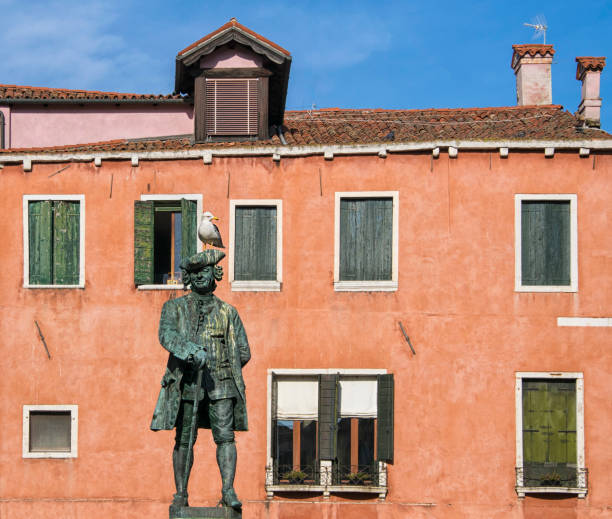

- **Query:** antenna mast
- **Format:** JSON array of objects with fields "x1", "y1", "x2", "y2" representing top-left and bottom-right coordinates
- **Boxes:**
[{"x1": 523, "y1": 16, "x2": 548, "y2": 44}]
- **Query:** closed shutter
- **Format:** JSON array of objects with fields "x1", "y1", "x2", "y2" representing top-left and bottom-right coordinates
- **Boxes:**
[
  {"x1": 377, "y1": 374, "x2": 394, "y2": 462},
  {"x1": 53, "y1": 201, "x2": 80, "y2": 285},
  {"x1": 523, "y1": 380, "x2": 577, "y2": 486},
  {"x1": 134, "y1": 201, "x2": 154, "y2": 285},
  {"x1": 318, "y1": 374, "x2": 339, "y2": 460},
  {"x1": 271, "y1": 376, "x2": 278, "y2": 462},
  {"x1": 28, "y1": 200, "x2": 53, "y2": 285},
  {"x1": 339, "y1": 198, "x2": 393, "y2": 281},
  {"x1": 234, "y1": 206, "x2": 277, "y2": 281},
  {"x1": 181, "y1": 199, "x2": 197, "y2": 264},
  {"x1": 521, "y1": 201, "x2": 570, "y2": 286},
  {"x1": 206, "y1": 79, "x2": 259, "y2": 135}
]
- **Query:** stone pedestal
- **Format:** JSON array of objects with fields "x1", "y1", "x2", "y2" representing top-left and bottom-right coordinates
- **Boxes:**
[{"x1": 170, "y1": 505, "x2": 241, "y2": 519}]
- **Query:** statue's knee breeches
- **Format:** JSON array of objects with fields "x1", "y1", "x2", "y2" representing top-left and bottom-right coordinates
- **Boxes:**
[
  {"x1": 209, "y1": 398, "x2": 235, "y2": 445},
  {"x1": 174, "y1": 400, "x2": 198, "y2": 449}
]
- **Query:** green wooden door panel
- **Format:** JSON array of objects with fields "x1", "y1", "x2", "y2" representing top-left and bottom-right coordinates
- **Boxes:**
[
  {"x1": 181, "y1": 199, "x2": 197, "y2": 263},
  {"x1": 134, "y1": 201, "x2": 154, "y2": 285},
  {"x1": 339, "y1": 198, "x2": 392, "y2": 281},
  {"x1": 318, "y1": 374, "x2": 339, "y2": 461},
  {"x1": 28, "y1": 200, "x2": 53, "y2": 285},
  {"x1": 377, "y1": 374, "x2": 394, "y2": 462}
]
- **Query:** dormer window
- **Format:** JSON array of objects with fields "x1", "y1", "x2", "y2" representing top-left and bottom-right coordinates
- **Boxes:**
[
  {"x1": 206, "y1": 78, "x2": 259, "y2": 136},
  {"x1": 174, "y1": 18, "x2": 291, "y2": 143}
]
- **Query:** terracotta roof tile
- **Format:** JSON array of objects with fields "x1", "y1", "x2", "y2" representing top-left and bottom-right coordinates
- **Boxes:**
[
  {"x1": 0, "y1": 84, "x2": 185, "y2": 102},
  {"x1": 576, "y1": 56, "x2": 606, "y2": 79},
  {"x1": 1, "y1": 105, "x2": 610, "y2": 155},
  {"x1": 512, "y1": 44, "x2": 555, "y2": 58},
  {"x1": 177, "y1": 18, "x2": 290, "y2": 57}
]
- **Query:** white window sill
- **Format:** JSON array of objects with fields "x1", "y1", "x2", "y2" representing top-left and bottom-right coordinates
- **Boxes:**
[
  {"x1": 137, "y1": 284, "x2": 185, "y2": 290},
  {"x1": 231, "y1": 280, "x2": 281, "y2": 292},
  {"x1": 516, "y1": 486, "x2": 587, "y2": 498},
  {"x1": 515, "y1": 284, "x2": 577, "y2": 293},
  {"x1": 23, "y1": 284, "x2": 84, "y2": 289},
  {"x1": 334, "y1": 280, "x2": 398, "y2": 292},
  {"x1": 23, "y1": 450, "x2": 76, "y2": 459}
]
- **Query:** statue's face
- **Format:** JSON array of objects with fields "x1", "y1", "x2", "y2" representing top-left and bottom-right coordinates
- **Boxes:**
[{"x1": 190, "y1": 265, "x2": 216, "y2": 294}]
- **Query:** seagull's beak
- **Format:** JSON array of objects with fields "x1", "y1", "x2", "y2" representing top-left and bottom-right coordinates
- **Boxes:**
[{"x1": 212, "y1": 216, "x2": 220, "y2": 220}]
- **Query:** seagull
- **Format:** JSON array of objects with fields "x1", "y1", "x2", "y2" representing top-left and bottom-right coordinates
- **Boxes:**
[{"x1": 198, "y1": 211, "x2": 225, "y2": 248}]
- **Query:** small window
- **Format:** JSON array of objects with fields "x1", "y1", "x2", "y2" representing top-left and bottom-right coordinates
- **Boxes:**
[
  {"x1": 23, "y1": 405, "x2": 78, "y2": 458},
  {"x1": 23, "y1": 195, "x2": 85, "y2": 288},
  {"x1": 515, "y1": 195, "x2": 577, "y2": 292},
  {"x1": 229, "y1": 200, "x2": 282, "y2": 291},
  {"x1": 206, "y1": 78, "x2": 259, "y2": 136},
  {"x1": 334, "y1": 192, "x2": 398, "y2": 292},
  {"x1": 267, "y1": 371, "x2": 392, "y2": 498},
  {"x1": 515, "y1": 373, "x2": 586, "y2": 497},
  {"x1": 134, "y1": 195, "x2": 202, "y2": 288}
]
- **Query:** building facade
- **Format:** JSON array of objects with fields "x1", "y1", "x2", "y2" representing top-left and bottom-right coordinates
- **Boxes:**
[{"x1": 0, "y1": 19, "x2": 611, "y2": 519}]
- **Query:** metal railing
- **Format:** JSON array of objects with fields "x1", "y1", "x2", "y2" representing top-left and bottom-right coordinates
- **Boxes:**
[
  {"x1": 332, "y1": 462, "x2": 379, "y2": 486},
  {"x1": 272, "y1": 461, "x2": 320, "y2": 485}
]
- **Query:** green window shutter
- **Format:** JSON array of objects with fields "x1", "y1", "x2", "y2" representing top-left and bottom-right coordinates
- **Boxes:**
[
  {"x1": 318, "y1": 374, "x2": 339, "y2": 461},
  {"x1": 180, "y1": 199, "x2": 197, "y2": 263},
  {"x1": 377, "y1": 374, "x2": 394, "y2": 462},
  {"x1": 339, "y1": 198, "x2": 392, "y2": 281},
  {"x1": 271, "y1": 376, "x2": 278, "y2": 462},
  {"x1": 52, "y1": 201, "x2": 80, "y2": 285},
  {"x1": 523, "y1": 380, "x2": 577, "y2": 486},
  {"x1": 234, "y1": 206, "x2": 277, "y2": 281},
  {"x1": 522, "y1": 201, "x2": 570, "y2": 286},
  {"x1": 28, "y1": 200, "x2": 53, "y2": 285},
  {"x1": 134, "y1": 201, "x2": 154, "y2": 285}
]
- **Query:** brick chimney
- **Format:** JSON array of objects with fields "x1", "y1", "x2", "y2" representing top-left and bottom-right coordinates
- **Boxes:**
[
  {"x1": 511, "y1": 44, "x2": 555, "y2": 105},
  {"x1": 576, "y1": 56, "x2": 606, "y2": 128}
]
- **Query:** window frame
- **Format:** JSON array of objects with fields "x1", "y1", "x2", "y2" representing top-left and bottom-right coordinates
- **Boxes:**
[
  {"x1": 137, "y1": 194, "x2": 203, "y2": 290},
  {"x1": 334, "y1": 191, "x2": 399, "y2": 292},
  {"x1": 22, "y1": 195, "x2": 86, "y2": 289},
  {"x1": 514, "y1": 194, "x2": 578, "y2": 292},
  {"x1": 229, "y1": 199, "x2": 282, "y2": 292},
  {"x1": 266, "y1": 369, "x2": 389, "y2": 499},
  {"x1": 515, "y1": 372, "x2": 586, "y2": 498},
  {"x1": 22, "y1": 404, "x2": 78, "y2": 458}
]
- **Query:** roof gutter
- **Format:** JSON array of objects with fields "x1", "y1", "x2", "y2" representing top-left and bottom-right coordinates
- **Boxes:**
[
  {"x1": 0, "y1": 98, "x2": 190, "y2": 105},
  {"x1": 2, "y1": 139, "x2": 612, "y2": 166}
]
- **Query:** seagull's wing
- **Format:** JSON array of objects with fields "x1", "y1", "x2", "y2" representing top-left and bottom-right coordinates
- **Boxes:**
[{"x1": 210, "y1": 222, "x2": 225, "y2": 248}]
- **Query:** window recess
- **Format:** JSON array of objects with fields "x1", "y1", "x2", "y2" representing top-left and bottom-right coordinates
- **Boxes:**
[
  {"x1": 23, "y1": 405, "x2": 78, "y2": 458},
  {"x1": 134, "y1": 197, "x2": 199, "y2": 287}
]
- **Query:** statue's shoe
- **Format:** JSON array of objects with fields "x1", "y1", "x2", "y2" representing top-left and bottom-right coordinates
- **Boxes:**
[
  {"x1": 170, "y1": 492, "x2": 189, "y2": 510},
  {"x1": 221, "y1": 488, "x2": 242, "y2": 509}
]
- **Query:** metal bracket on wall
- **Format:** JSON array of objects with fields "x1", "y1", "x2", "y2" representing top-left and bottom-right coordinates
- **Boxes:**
[
  {"x1": 34, "y1": 320, "x2": 51, "y2": 359},
  {"x1": 398, "y1": 321, "x2": 416, "y2": 355}
]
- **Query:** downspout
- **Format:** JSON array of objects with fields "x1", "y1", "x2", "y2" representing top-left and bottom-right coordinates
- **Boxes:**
[
  {"x1": 276, "y1": 125, "x2": 287, "y2": 145},
  {"x1": 0, "y1": 110, "x2": 4, "y2": 149}
]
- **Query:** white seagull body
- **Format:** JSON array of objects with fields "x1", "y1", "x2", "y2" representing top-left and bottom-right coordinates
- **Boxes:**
[{"x1": 198, "y1": 211, "x2": 225, "y2": 248}]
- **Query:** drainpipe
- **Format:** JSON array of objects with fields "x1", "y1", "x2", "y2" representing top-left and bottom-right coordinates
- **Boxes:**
[{"x1": 0, "y1": 110, "x2": 4, "y2": 149}]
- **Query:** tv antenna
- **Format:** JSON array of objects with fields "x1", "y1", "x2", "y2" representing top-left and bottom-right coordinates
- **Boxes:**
[{"x1": 523, "y1": 15, "x2": 548, "y2": 44}]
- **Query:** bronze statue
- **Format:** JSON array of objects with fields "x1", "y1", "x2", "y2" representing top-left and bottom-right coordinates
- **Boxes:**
[{"x1": 151, "y1": 250, "x2": 250, "y2": 512}]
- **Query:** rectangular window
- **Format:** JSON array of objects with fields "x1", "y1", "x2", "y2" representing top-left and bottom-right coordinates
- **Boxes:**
[
  {"x1": 229, "y1": 200, "x2": 282, "y2": 291},
  {"x1": 23, "y1": 405, "x2": 78, "y2": 458},
  {"x1": 515, "y1": 373, "x2": 586, "y2": 497},
  {"x1": 267, "y1": 370, "x2": 393, "y2": 497},
  {"x1": 134, "y1": 195, "x2": 202, "y2": 288},
  {"x1": 23, "y1": 195, "x2": 85, "y2": 288},
  {"x1": 515, "y1": 195, "x2": 577, "y2": 292},
  {"x1": 206, "y1": 78, "x2": 259, "y2": 136},
  {"x1": 334, "y1": 192, "x2": 399, "y2": 291}
]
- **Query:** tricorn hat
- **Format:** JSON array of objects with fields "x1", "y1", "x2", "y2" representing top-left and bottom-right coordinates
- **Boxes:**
[{"x1": 180, "y1": 250, "x2": 226, "y2": 272}]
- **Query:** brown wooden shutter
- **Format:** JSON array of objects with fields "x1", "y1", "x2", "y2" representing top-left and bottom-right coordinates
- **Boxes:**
[
  {"x1": 206, "y1": 78, "x2": 259, "y2": 135},
  {"x1": 194, "y1": 76, "x2": 207, "y2": 142}
]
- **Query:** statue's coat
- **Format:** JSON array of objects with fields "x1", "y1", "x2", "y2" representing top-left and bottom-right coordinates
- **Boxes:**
[{"x1": 150, "y1": 292, "x2": 250, "y2": 431}]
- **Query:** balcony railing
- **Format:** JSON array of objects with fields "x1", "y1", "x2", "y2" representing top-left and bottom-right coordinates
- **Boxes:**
[
  {"x1": 332, "y1": 462, "x2": 379, "y2": 486},
  {"x1": 272, "y1": 461, "x2": 320, "y2": 485},
  {"x1": 515, "y1": 466, "x2": 588, "y2": 498}
]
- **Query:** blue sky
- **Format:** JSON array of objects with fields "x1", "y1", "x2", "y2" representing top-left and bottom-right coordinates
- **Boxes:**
[{"x1": 1, "y1": 0, "x2": 611, "y2": 127}]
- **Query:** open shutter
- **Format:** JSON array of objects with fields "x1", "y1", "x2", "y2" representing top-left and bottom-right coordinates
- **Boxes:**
[
  {"x1": 318, "y1": 374, "x2": 339, "y2": 461},
  {"x1": 377, "y1": 374, "x2": 394, "y2": 462},
  {"x1": 134, "y1": 201, "x2": 154, "y2": 285},
  {"x1": 194, "y1": 76, "x2": 207, "y2": 142},
  {"x1": 181, "y1": 199, "x2": 197, "y2": 263},
  {"x1": 271, "y1": 375, "x2": 278, "y2": 464},
  {"x1": 53, "y1": 201, "x2": 80, "y2": 285},
  {"x1": 28, "y1": 200, "x2": 53, "y2": 285},
  {"x1": 235, "y1": 206, "x2": 276, "y2": 281}
]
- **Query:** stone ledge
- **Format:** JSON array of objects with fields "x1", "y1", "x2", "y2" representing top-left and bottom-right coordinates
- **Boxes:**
[{"x1": 170, "y1": 505, "x2": 241, "y2": 519}]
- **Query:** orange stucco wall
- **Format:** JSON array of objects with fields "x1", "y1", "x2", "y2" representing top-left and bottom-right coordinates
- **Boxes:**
[{"x1": 0, "y1": 150, "x2": 611, "y2": 518}]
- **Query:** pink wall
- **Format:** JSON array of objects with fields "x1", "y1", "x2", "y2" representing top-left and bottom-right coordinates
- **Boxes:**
[
  {"x1": 199, "y1": 47, "x2": 263, "y2": 69},
  {"x1": 4, "y1": 104, "x2": 193, "y2": 149}
]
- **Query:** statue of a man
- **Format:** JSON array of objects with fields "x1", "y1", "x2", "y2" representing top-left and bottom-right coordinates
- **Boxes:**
[{"x1": 151, "y1": 250, "x2": 250, "y2": 511}]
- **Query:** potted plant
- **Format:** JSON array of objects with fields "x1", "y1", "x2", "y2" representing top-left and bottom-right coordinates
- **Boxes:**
[
  {"x1": 282, "y1": 470, "x2": 307, "y2": 484},
  {"x1": 347, "y1": 471, "x2": 370, "y2": 485},
  {"x1": 540, "y1": 472, "x2": 562, "y2": 486}
]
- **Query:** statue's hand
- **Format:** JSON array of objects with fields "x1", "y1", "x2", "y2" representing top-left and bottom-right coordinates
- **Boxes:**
[{"x1": 192, "y1": 349, "x2": 207, "y2": 369}]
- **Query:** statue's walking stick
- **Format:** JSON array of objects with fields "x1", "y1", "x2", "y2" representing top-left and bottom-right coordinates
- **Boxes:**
[{"x1": 184, "y1": 367, "x2": 204, "y2": 497}]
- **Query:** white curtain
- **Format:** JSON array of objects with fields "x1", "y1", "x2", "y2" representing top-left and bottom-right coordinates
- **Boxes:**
[
  {"x1": 339, "y1": 378, "x2": 377, "y2": 418},
  {"x1": 276, "y1": 378, "x2": 318, "y2": 420}
]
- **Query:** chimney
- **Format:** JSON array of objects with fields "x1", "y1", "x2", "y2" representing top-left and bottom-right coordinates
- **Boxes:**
[
  {"x1": 576, "y1": 56, "x2": 606, "y2": 128},
  {"x1": 511, "y1": 44, "x2": 555, "y2": 105}
]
